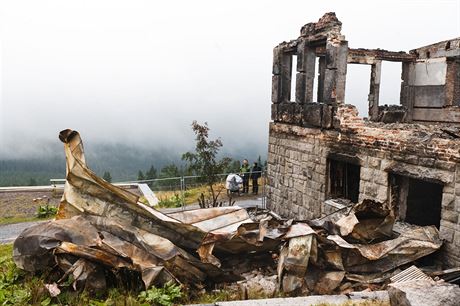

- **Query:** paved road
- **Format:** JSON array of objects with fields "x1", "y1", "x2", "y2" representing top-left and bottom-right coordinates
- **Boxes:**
[
  {"x1": 0, "y1": 220, "x2": 46, "y2": 244},
  {"x1": 0, "y1": 198, "x2": 265, "y2": 244}
]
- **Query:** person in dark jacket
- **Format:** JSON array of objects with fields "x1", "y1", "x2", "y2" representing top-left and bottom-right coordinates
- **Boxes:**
[
  {"x1": 250, "y1": 162, "x2": 262, "y2": 195},
  {"x1": 240, "y1": 159, "x2": 250, "y2": 194}
]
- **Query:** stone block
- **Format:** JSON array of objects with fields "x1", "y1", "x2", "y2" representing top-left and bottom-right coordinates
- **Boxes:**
[
  {"x1": 453, "y1": 231, "x2": 460, "y2": 247},
  {"x1": 375, "y1": 185, "x2": 388, "y2": 203},
  {"x1": 364, "y1": 183, "x2": 378, "y2": 198},
  {"x1": 439, "y1": 226, "x2": 455, "y2": 242},
  {"x1": 373, "y1": 170, "x2": 388, "y2": 186},
  {"x1": 295, "y1": 73, "x2": 306, "y2": 103},
  {"x1": 419, "y1": 157, "x2": 436, "y2": 167},
  {"x1": 443, "y1": 185, "x2": 454, "y2": 194},
  {"x1": 442, "y1": 194, "x2": 455, "y2": 210},
  {"x1": 435, "y1": 160, "x2": 456, "y2": 171},
  {"x1": 361, "y1": 168, "x2": 374, "y2": 181},
  {"x1": 272, "y1": 46, "x2": 282, "y2": 75},
  {"x1": 303, "y1": 103, "x2": 322, "y2": 127},
  {"x1": 271, "y1": 103, "x2": 279, "y2": 121},
  {"x1": 272, "y1": 75, "x2": 281, "y2": 103},
  {"x1": 442, "y1": 209, "x2": 458, "y2": 223},
  {"x1": 455, "y1": 198, "x2": 460, "y2": 213},
  {"x1": 380, "y1": 159, "x2": 392, "y2": 171},
  {"x1": 279, "y1": 102, "x2": 303, "y2": 125},
  {"x1": 367, "y1": 157, "x2": 381, "y2": 168}
]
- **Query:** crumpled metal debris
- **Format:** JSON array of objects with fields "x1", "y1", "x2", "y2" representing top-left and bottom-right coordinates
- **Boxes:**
[{"x1": 12, "y1": 129, "x2": 443, "y2": 296}]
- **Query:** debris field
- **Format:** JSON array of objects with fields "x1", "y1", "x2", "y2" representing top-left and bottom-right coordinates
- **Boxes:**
[{"x1": 12, "y1": 129, "x2": 450, "y2": 299}]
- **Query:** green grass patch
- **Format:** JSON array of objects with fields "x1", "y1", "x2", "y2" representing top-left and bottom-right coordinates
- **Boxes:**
[{"x1": 0, "y1": 216, "x2": 53, "y2": 226}]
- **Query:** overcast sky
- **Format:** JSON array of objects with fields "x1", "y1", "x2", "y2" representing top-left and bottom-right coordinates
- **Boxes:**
[{"x1": 1, "y1": 0, "x2": 459, "y2": 158}]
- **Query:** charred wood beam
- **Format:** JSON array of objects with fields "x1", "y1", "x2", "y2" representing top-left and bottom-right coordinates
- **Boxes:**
[{"x1": 348, "y1": 48, "x2": 416, "y2": 63}]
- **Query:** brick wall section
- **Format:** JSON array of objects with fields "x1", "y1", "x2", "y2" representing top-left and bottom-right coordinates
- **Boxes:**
[{"x1": 267, "y1": 105, "x2": 460, "y2": 266}]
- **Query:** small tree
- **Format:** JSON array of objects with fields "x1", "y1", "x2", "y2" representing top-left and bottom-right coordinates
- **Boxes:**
[
  {"x1": 182, "y1": 121, "x2": 231, "y2": 207},
  {"x1": 102, "y1": 171, "x2": 112, "y2": 183}
]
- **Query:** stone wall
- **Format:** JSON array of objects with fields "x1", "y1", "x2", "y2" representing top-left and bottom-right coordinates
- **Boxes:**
[
  {"x1": 267, "y1": 12, "x2": 460, "y2": 268},
  {"x1": 267, "y1": 105, "x2": 460, "y2": 267}
]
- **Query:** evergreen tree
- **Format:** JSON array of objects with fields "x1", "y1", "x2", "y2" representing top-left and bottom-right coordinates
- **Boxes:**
[
  {"x1": 226, "y1": 159, "x2": 241, "y2": 173},
  {"x1": 102, "y1": 171, "x2": 112, "y2": 183},
  {"x1": 137, "y1": 170, "x2": 145, "y2": 181},
  {"x1": 145, "y1": 165, "x2": 157, "y2": 179},
  {"x1": 160, "y1": 164, "x2": 181, "y2": 178}
]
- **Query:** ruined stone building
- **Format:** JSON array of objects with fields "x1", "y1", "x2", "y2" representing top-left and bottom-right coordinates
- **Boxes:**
[{"x1": 266, "y1": 13, "x2": 460, "y2": 266}]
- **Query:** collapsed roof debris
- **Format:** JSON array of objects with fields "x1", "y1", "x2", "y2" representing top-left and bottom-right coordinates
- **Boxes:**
[{"x1": 12, "y1": 129, "x2": 444, "y2": 298}]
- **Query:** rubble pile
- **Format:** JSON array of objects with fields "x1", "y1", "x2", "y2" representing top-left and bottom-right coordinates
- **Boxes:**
[{"x1": 13, "y1": 130, "x2": 444, "y2": 297}]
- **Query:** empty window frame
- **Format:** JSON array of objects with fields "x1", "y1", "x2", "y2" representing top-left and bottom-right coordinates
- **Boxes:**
[
  {"x1": 390, "y1": 174, "x2": 442, "y2": 228},
  {"x1": 327, "y1": 159, "x2": 360, "y2": 203}
]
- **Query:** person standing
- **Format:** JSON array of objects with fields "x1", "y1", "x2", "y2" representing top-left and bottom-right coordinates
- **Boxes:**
[
  {"x1": 240, "y1": 159, "x2": 250, "y2": 194},
  {"x1": 250, "y1": 162, "x2": 262, "y2": 195}
]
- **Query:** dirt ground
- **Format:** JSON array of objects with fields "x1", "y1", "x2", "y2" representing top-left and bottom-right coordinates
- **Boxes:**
[{"x1": 0, "y1": 190, "x2": 62, "y2": 220}]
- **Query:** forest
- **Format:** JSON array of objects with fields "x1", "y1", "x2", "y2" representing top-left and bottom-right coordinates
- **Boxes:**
[{"x1": 0, "y1": 142, "x2": 265, "y2": 187}]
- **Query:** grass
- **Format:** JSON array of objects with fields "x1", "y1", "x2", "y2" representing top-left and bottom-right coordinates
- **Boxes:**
[
  {"x1": 0, "y1": 244, "x2": 390, "y2": 306},
  {"x1": 155, "y1": 182, "x2": 260, "y2": 209},
  {"x1": 0, "y1": 243, "x2": 13, "y2": 257},
  {"x1": 0, "y1": 216, "x2": 42, "y2": 225},
  {"x1": 0, "y1": 243, "x2": 185, "y2": 306},
  {"x1": 155, "y1": 183, "x2": 229, "y2": 208},
  {"x1": 0, "y1": 214, "x2": 55, "y2": 225}
]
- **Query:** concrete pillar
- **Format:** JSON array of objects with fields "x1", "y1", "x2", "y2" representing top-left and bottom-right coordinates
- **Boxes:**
[
  {"x1": 321, "y1": 40, "x2": 348, "y2": 105},
  {"x1": 369, "y1": 61, "x2": 382, "y2": 121},
  {"x1": 317, "y1": 57, "x2": 326, "y2": 102},
  {"x1": 400, "y1": 62, "x2": 413, "y2": 122},
  {"x1": 298, "y1": 44, "x2": 317, "y2": 103},
  {"x1": 281, "y1": 53, "x2": 293, "y2": 102}
]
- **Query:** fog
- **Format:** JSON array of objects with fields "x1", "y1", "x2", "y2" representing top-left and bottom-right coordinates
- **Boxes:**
[{"x1": 1, "y1": 0, "x2": 459, "y2": 159}]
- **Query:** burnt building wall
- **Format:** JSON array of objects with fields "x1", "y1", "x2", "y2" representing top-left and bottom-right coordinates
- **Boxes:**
[
  {"x1": 268, "y1": 106, "x2": 460, "y2": 266},
  {"x1": 404, "y1": 39, "x2": 460, "y2": 123},
  {"x1": 267, "y1": 13, "x2": 460, "y2": 267}
]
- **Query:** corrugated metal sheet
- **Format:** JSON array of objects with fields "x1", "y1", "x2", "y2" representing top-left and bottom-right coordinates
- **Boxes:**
[{"x1": 390, "y1": 265, "x2": 432, "y2": 283}]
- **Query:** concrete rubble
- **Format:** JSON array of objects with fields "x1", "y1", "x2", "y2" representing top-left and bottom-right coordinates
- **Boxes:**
[{"x1": 11, "y1": 129, "x2": 449, "y2": 302}]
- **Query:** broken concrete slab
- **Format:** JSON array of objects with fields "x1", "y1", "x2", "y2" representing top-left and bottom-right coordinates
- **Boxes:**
[
  {"x1": 189, "y1": 290, "x2": 389, "y2": 306},
  {"x1": 388, "y1": 279, "x2": 460, "y2": 306}
]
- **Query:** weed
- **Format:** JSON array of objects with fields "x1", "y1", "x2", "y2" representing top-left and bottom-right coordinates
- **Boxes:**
[
  {"x1": 37, "y1": 205, "x2": 58, "y2": 218},
  {"x1": 138, "y1": 282, "x2": 182, "y2": 306},
  {"x1": 157, "y1": 194, "x2": 182, "y2": 208}
]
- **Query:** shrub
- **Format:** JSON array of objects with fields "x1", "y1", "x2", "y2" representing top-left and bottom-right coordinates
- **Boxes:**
[
  {"x1": 138, "y1": 282, "x2": 182, "y2": 306},
  {"x1": 158, "y1": 194, "x2": 182, "y2": 208},
  {"x1": 37, "y1": 205, "x2": 58, "y2": 218}
]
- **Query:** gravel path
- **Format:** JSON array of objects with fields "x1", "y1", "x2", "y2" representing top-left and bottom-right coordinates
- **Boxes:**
[{"x1": 0, "y1": 220, "x2": 46, "y2": 244}]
